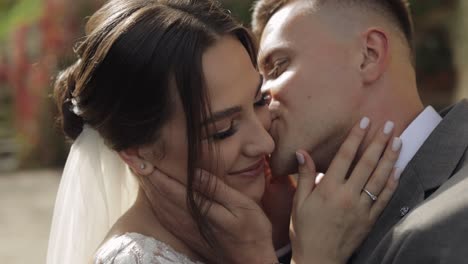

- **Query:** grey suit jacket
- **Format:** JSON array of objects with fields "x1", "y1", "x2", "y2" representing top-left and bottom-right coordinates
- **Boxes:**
[{"x1": 350, "y1": 99, "x2": 468, "y2": 264}]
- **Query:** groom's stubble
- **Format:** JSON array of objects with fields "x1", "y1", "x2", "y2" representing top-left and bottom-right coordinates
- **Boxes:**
[{"x1": 253, "y1": 0, "x2": 420, "y2": 177}]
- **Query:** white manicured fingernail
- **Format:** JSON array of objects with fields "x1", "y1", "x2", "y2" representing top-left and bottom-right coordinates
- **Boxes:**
[
  {"x1": 360, "y1": 117, "x2": 370, "y2": 129},
  {"x1": 394, "y1": 167, "x2": 403, "y2": 180},
  {"x1": 296, "y1": 152, "x2": 305, "y2": 165},
  {"x1": 384, "y1": 121, "x2": 395, "y2": 135},
  {"x1": 392, "y1": 137, "x2": 402, "y2": 152}
]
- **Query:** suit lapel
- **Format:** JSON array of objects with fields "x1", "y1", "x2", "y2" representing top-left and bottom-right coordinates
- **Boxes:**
[
  {"x1": 410, "y1": 99, "x2": 468, "y2": 191},
  {"x1": 350, "y1": 164, "x2": 425, "y2": 263},
  {"x1": 351, "y1": 99, "x2": 468, "y2": 262}
]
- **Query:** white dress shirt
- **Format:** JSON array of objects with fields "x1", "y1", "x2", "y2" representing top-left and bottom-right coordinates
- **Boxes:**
[{"x1": 395, "y1": 106, "x2": 442, "y2": 170}]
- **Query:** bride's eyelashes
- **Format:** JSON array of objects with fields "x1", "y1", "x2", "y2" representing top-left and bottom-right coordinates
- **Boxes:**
[
  {"x1": 212, "y1": 120, "x2": 238, "y2": 141},
  {"x1": 210, "y1": 91, "x2": 270, "y2": 141}
]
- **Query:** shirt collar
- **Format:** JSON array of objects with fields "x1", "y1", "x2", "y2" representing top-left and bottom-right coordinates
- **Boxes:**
[{"x1": 394, "y1": 106, "x2": 442, "y2": 170}]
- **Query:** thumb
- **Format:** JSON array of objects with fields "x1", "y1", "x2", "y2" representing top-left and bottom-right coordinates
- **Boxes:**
[{"x1": 295, "y1": 150, "x2": 317, "y2": 209}]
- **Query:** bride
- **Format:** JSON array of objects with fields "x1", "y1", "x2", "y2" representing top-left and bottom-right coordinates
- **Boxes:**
[{"x1": 46, "y1": 0, "x2": 401, "y2": 263}]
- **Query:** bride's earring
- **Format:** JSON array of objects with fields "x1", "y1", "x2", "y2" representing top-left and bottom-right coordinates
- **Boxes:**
[{"x1": 140, "y1": 164, "x2": 146, "y2": 170}]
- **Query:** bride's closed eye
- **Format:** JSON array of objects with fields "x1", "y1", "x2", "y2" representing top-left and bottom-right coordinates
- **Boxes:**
[
  {"x1": 212, "y1": 92, "x2": 269, "y2": 141},
  {"x1": 212, "y1": 120, "x2": 238, "y2": 141},
  {"x1": 210, "y1": 77, "x2": 267, "y2": 141},
  {"x1": 210, "y1": 92, "x2": 270, "y2": 141}
]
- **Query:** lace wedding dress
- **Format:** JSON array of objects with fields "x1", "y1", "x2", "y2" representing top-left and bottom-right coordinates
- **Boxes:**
[{"x1": 94, "y1": 233, "x2": 204, "y2": 264}]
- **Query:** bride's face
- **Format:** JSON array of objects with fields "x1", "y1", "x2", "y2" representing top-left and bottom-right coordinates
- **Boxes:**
[{"x1": 149, "y1": 36, "x2": 275, "y2": 203}]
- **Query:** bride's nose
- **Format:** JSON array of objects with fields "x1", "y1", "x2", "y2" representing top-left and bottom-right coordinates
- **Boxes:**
[{"x1": 243, "y1": 114, "x2": 275, "y2": 157}]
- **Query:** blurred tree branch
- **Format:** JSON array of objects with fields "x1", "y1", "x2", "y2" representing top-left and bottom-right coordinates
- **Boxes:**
[
  {"x1": 452, "y1": 0, "x2": 468, "y2": 100},
  {"x1": 0, "y1": 0, "x2": 43, "y2": 41}
]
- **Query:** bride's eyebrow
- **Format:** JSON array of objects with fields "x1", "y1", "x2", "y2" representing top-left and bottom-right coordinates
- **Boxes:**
[
  {"x1": 203, "y1": 76, "x2": 263, "y2": 126},
  {"x1": 202, "y1": 106, "x2": 242, "y2": 125}
]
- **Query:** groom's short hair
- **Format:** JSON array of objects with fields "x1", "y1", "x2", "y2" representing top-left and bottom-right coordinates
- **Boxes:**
[{"x1": 252, "y1": 0, "x2": 414, "y2": 51}]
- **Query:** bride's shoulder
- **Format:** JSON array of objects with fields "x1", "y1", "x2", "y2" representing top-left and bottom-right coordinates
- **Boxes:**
[
  {"x1": 94, "y1": 233, "x2": 202, "y2": 264},
  {"x1": 93, "y1": 233, "x2": 150, "y2": 264}
]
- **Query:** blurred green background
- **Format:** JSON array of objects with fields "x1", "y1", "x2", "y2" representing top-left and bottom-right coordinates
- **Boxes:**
[{"x1": 1, "y1": 0, "x2": 467, "y2": 171}]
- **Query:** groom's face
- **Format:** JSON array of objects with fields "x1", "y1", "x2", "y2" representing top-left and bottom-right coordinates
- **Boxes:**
[{"x1": 259, "y1": 2, "x2": 363, "y2": 174}]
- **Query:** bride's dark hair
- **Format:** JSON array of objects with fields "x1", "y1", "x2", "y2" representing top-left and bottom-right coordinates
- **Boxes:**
[{"x1": 54, "y1": 0, "x2": 257, "y2": 255}]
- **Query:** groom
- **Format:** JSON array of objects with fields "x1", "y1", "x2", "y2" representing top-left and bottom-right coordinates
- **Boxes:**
[
  {"x1": 144, "y1": 0, "x2": 468, "y2": 263},
  {"x1": 250, "y1": 0, "x2": 468, "y2": 263}
]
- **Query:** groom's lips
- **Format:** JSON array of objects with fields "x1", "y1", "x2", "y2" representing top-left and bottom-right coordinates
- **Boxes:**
[{"x1": 228, "y1": 159, "x2": 264, "y2": 177}]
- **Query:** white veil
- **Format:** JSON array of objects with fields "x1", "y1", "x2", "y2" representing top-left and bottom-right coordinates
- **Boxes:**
[{"x1": 46, "y1": 125, "x2": 138, "y2": 264}]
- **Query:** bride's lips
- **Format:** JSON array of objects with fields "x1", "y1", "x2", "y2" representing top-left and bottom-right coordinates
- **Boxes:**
[{"x1": 228, "y1": 159, "x2": 265, "y2": 178}]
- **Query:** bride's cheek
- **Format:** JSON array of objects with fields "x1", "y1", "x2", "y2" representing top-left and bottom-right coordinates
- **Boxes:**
[{"x1": 198, "y1": 142, "x2": 227, "y2": 179}]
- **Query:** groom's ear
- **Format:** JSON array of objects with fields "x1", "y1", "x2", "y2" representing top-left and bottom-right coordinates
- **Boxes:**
[
  {"x1": 359, "y1": 28, "x2": 389, "y2": 85},
  {"x1": 119, "y1": 147, "x2": 154, "y2": 176}
]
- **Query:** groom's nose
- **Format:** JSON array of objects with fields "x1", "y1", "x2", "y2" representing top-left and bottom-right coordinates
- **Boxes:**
[{"x1": 268, "y1": 100, "x2": 281, "y2": 121}]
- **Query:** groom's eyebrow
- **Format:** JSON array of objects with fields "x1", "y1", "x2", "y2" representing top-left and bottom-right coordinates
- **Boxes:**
[{"x1": 258, "y1": 49, "x2": 270, "y2": 71}]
